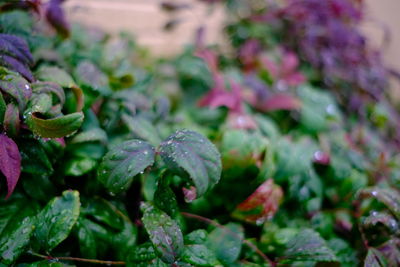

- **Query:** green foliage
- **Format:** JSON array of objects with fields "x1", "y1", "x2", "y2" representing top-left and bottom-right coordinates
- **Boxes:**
[{"x1": 0, "y1": 1, "x2": 399, "y2": 266}]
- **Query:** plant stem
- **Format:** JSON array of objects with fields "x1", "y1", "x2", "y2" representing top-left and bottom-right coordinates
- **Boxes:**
[
  {"x1": 181, "y1": 212, "x2": 276, "y2": 267},
  {"x1": 28, "y1": 251, "x2": 126, "y2": 265}
]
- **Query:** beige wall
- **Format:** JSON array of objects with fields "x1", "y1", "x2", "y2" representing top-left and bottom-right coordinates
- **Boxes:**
[{"x1": 65, "y1": 0, "x2": 225, "y2": 56}]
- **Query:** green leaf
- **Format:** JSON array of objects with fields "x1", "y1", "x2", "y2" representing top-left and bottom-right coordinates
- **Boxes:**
[
  {"x1": 31, "y1": 81, "x2": 65, "y2": 106},
  {"x1": 98, "y1": 140, "x2": 155, "y2": 194},
  {"x1": 127, "y1": 242, "x2": 157, "y2": 263},
  {"x1": 360, "y1": 187, "x2": 400, "y2": 220},
  {"x1": 281, "y1": 229, "x2": 338, "y2": 263},
  {"x1": 75, "y1": 218, "x2": 97, "y2": 259},
  {"x1": 81, "y1": 198, "x2": 124, "y2": 231},
  {"x1": 26, "y1": 112, "x2": 84, "y2": 138},
  {"x1": 159, "y1": 129, "x2": 221, "y2": 198},
  {"x1": 70, "y1": 128, "x2": 107, "y2": 144},
  {"x1": 141, "y1": 202, "x2": 184, "y2": 264},
  {"x1": 35, "y1": 66, "x2": 77, "y2": 88},
  {"x1": 64, "y1": 157, "x2": 97, "y2": 176},
  {"x1": 0, "y1": 93, "x2": 5, "y2": 124},
  {"x1": 181, "y1": 244, "x2": 219, "y2": 266},
  {"x1": 0, "y1": 67, "x2": 31, "y2": 112},
  {"x1": 207, "y1": 223, "x2": 244, "y2": 265},
  {"x1": 184, "y1": 229, "x2": 208, "y2": 245},
  {"x1": 122, "y1": 114, "x2": 161, "y2": 146},
  {"x1": 154, "y1": 175, "x2": 179, "y2": 218},
  {"x1": 364, "y1": 248, "x2": 388, "y2": 267},
  {"x1": 0, "y1": 217, "x2": 34, "y2": 265},
  {"x1": 34, "y1": 190, "x2": 80, "y2": 252}
]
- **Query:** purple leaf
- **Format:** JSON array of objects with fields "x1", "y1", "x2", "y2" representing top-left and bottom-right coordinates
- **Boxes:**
[
  {"x1": 0, "y1": 34, "x2": 33, "y2": 65},
  {"x1": 4, "y1": 103, "x2": 20, "y2": 137},
  {"x1": 0, "y1": 54, "x2": 34, "y2": 82},
  {"x1": 45, "y1": 0, "x2": 70, "y2": 38},
  {"x1": 0, "y1": 134, "x2": 21, "y2": 199},
  {"x1": 0, "y1": 34, "x2": 34, "y2": 81}
]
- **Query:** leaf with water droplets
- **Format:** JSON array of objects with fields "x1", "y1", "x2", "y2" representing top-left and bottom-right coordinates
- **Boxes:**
[
  {"x1": 141, "y1": 202, "x2": 184, "y2": 264},
  {"x1": 159, "y1": 129, "x2": 221, "y2": 198},
  {"x1": 154, "y1": 175, "x2": 179, "y2": 218},
  {"x1": 206, "y1": 223, "x2": 244, "y2": 265},
  {"x1": 360, "y1": 187, "x2": 400, "y2": 220},
  {"x1": 232, "y1": 179, "x2": 283, "y2": 224},
  {"x1": 0, "y1": 134, "x2": 21, "y2": 198},
  {"x1": 127, "y1": 242, "x2": 157, "y2": 263},
  {"x1": 98, "y1": 140, "x2": 155, "y2": 194},
  {"x1": 281, "y1": 229, "x2": 338, "y2": 263},
  {"x1": 364, "y1": 248, "x2": 388, "y2": 267},
  {"x1": 33, "y1": 190, "x2": 80, "y2": 251},
  {"x1": 0, "y1": 217, "x2": 34, "y2": 265},
  {"x1": 181, "y1": 244, "x2": 220, "y2": 266}
]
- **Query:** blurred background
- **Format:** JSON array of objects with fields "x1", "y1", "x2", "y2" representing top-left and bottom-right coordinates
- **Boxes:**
[{"x1": 65, "y1": 0, "x2": 399, "y2": 68}]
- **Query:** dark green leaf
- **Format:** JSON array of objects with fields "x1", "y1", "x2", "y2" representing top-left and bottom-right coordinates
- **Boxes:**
[
  {"x1": 34, "y1": 190, "x2": 80, "y2": 251},
  {"x1": 207, "y1": 223, "x2": 244, "y2": 265},
  {"x1": 122, "y1": 114, "x2": 161, "y2": 146},
  {"x1": 181, "y1": 244, "x2": 219, "y2": 266},
  {"x1": 0, "y1": 217, "x2": 34, "y2": 265},
  {"x1": 0, "y1": 93, "x2": 5, "y2": 124},
  {"x1": 81, "y1": 198, "x2": 124, "y2": 231},
  {"x1": 127, "y1": 242, "x2": 157, "y2": 263},
  {"x1": 184, "y1": 229, "x2": 208, "y2": 245},
  {"x1": 159, "y1": 129, "x2": 221, "y2": 198},
  {"x1": 281, "y1": 229, "x2": 338, "y2": 263},
  {"x1": 141, "y1": 202, "x2": 184, "y2": 264},
  {"x1": 70, "y1": 128, "x2": 107, "y2": 144},
  {"x1": 75, "y1": 217, "x2": 97, "y2": 259},
  {"x1": 98, "y1": 140, "x2": 155, "y2": 194},
  {"x1": 360, "y1": 187, "x2": 400, "y2": 220},
  {"x1": 26, "y1": 111, "x2": 84, "y2": 138},
  {"x1": 154, "y1": 175, "x2": 179, "y2": 218}
]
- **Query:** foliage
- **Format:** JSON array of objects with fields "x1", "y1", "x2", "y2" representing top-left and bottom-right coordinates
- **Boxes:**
[{"x1": 0, "y1": 0, "x2": 400, "y2": 266}]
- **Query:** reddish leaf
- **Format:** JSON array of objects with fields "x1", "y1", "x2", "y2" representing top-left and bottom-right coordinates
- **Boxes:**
[
  {"x1": 3, "y1": 103, "x2": 20, "y2": 137},
  {"x1": 183, "y1": 186, "x2": 197, "y2": 203},
  {"x1": 256, "y1": 93, "x2": 301, "y2": 112},
  {"x1": 0, "y1": 134, "x2": 21, "y2": 198},
  {"x1": 233, "y1": 179, "x2": 283, "y2": 224},
  {"x1": 313, "y1": 151, "x2": 331, "y2": 165}
]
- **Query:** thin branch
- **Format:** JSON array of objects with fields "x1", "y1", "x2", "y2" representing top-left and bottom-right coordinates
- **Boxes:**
[
  {"x1": 28, "y1": 251, "x2": 125, "y2": 265},
  {"x1": 181, "y1": 212, "x2": 276, "y2": 267}
]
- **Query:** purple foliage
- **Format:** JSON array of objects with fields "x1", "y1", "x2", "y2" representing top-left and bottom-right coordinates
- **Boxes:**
[
  {"x1": 0, "y1": 34, "x2": 34, "y2": 81},
  {"x1": 257, "y1": 0, "x2": 387, "y2": 101},
  {"x1": 0, "y1": 134, "x2": 21, "y2": 199},
  {"x1": 45, "y1": 0, "x2": 70, "y2": 38}
]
